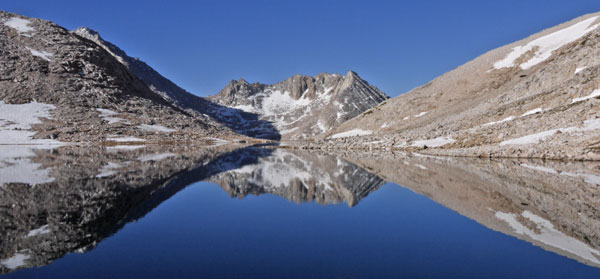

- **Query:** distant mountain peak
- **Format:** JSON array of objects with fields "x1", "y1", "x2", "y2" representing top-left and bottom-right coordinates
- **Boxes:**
[{"x1": 209, "y1": 71, "x2": 388, "y2": 140}]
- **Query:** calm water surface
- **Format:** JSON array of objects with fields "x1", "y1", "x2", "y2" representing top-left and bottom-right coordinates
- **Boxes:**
[{"x1": 2, "y1": 145, "x2": 600, "y2": 278}]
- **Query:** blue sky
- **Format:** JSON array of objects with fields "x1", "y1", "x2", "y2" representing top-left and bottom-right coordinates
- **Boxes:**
[{"x1": 4, "y1": 0, "x2": 600, "y2": 97}]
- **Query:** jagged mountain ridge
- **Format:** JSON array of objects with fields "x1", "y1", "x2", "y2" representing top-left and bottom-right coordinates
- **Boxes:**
[
  {"x1": 208, "y1": 71, "x2": 388, "y2": 140},
  {"x1": 318, "y1": 12, "x2": 600, "y2": 160}
]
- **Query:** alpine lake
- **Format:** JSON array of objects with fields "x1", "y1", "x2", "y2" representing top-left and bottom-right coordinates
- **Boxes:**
[{"x1": 1, "y1": 144, "x2": 600, "y2": 278}]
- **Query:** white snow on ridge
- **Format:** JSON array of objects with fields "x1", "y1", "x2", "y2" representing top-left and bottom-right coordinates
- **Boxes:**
[
  {"x1": 572, "y1": 88, "x2": 600, "y2": 103},
  {"x1": 331, "y1": 129, "x2": 372, "y2": 139},
  {"x1": 575, "y1": 67, "x2": 587, "y2": 74},
  {"x1": 496, "y1": 210, "x2": 600, "y2": 265},
  {"x1": 521, "y1": 107, "x2": 543, "y2": 117},
  {"x1": 500, "y1": 118, "x2": 600, "y2": 145},
  {"x1": 494, "y1": 16, "x2": 600, "y2": 70},
  {"x1": 414, "y1": 111, "x2": 428, "y2": 118},
  {"x1": 3, "y1": 17, "x2": 35, "y2": 35},
  {"x1": 26, "y1": 47, "x2": 53, "y2": 61},
  {"x1": 410, "y1": 136, "x2": 455, "y2": 148},
  {"x1": 483, "y1": 116, "x2": 515, "y2": 126},
  {"x1": 138, "y1": 124, "x2": 175, "y2": 133}
]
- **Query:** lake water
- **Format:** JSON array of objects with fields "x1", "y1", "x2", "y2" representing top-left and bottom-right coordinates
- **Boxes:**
[{"x1": 2, "y1": 145, "x2": 600, "y2": 278}]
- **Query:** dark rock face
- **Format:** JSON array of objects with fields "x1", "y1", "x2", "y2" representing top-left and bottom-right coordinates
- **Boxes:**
[{"x1": 208, "y1": 71, "x2": 388, "y2": 140}]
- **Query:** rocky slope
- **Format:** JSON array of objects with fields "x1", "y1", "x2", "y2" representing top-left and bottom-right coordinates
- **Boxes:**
[
  {"x1": 315, "y1": 12, "x2": 600, "y2": 160},
  {"x1": 72, "y1": 27, "x2": 280, "y2": 140},
  {"x1": 208, "y1": 71, "x2": 388, "y2": 140},
  {"x1": 0, "y1": 11, "x2": 240, "y2": 146}
]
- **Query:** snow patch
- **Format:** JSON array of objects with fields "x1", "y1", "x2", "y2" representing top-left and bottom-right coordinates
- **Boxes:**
[
  {"x1": 521, "y1": 107, "x2": 543, "y2": 117},
  {"x1": 575, "y1": 67, "x2": 587, "y2": 74},
  {"x1": 572, "y1": 88, "x2": 600, "y2": 103},
  {"x1": 106, "y1": 136, "x2": 145, "y2": 142},
  {"x1": 138, "y1": 152, "x2": 175, "y2": 162},
  {"x1": 415, "y1": 164, "x2": 428, "y2": 170},
  {"x1": 496, "y1": 210, "x2": 600, "y2": 265},
  {"x1": 280, "y1": 127, "x2": 299, "y2": 135},
  {"x1": 331, "y1": 129, "x2": 372, "y2": 139},
  {"x1": 520, "y1": 164, "x2": 558, "y2": 174},
  {"x1": 96, "y1": 162, "x2": 125, "y2": 178},
  {"x1": 26, "y1": 225, "x2": 51, "y2": 237},
  {"x1": 483, "y1": 116, "x2": 515, "y2": 126},
  {"x1": 0, "y1": 101, "x2": 63, "y2": 146},
  {"x1": 138, "y1": 124, "x2": 175, "y2": 133},
  {"x1": 96, "y1": 108, "x2": 127, "y2": 124},
  {"x1": 3, "y1": 17, "x2": 34, "y2": 35},
  {"x1": 0, "y1": 252, "x2": 30, "y2": 269},
  {"x1": 561, "y1": 171, "x2": 600, "y2": 185},
  {"x1": 107, "y1": 145, "x2": 146, "y2": 151},
  {"x1": 381, "y1": 122, "x2": 390, "y2": 129},
  {"x1": 414, "y1": 111, "x2": 428, "y2": 118},
  {"x1": 493, "y1": 16, "x2": 600, "y2": 70},
  {"x1": 0, "y1": 146, "x2": 55, "y2": 186},
  {"x1": 411, "y1": 137, "x2": 455, "y2": 148},
  {"x1": 26, "y1": 47, "x2": 53, "y2": 61},
  {"x1": 500, "y1": 118, "x2": 600, "y2": 145}
]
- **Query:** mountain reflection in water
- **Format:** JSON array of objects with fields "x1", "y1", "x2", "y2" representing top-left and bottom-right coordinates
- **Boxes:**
[{"x1": 0, "y1": 145, "x2": 599, "y2": 276}]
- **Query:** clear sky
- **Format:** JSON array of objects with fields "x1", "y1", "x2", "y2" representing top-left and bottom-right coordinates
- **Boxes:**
[{"x1": 4, "y1": 0, "x2": 600, "y2": 97}]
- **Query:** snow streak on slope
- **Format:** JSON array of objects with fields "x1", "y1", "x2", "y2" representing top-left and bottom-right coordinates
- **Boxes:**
[
  {"x1": 494, "y1": 16, "x2": 600, "y2": 70},
  {"x1": 331, "y1": 129, "x2": 373, "y2": 139},
  {"x1": 496, "y1": 210, "x2": 600, "y2": 265}
]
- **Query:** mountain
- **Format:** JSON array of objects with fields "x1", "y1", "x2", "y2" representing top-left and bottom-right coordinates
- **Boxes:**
[
  {"x1": 71, "y1": 27, "x2": 284, "y2": 141},
  {"x1": 72, "y1": 27, "x2": 213, "y2": 118},
  {"x1": 0, "y1": 11, "x2": 239, "y2": 145},
  {"x1": 208, "y1": 71, "x2": 388, "y2": 140},
  {"x1": 317, "y1": 13, "x2": 600, "y2": 160}
]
